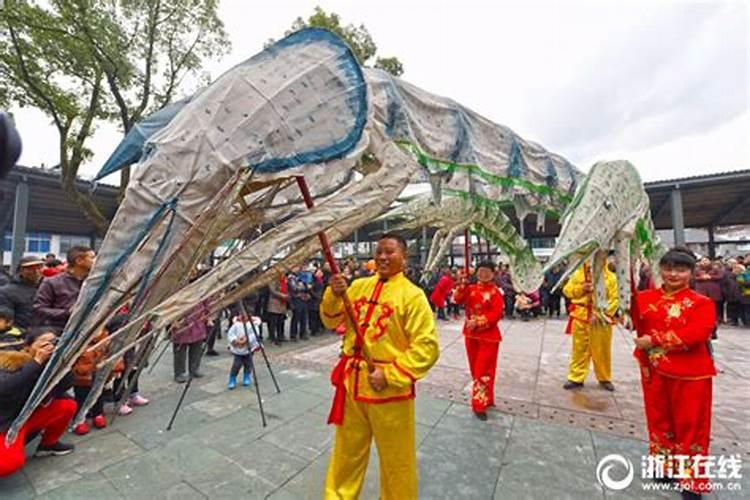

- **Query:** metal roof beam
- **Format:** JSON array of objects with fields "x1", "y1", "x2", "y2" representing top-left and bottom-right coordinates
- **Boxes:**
[{"x1": 710, "y1": 195, "x2": 750, "y2": 227}]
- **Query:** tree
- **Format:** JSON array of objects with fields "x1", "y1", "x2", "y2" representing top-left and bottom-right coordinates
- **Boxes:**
[
  {"x1": 0, "y1": 0, "x2": 229, "y2": 234},
  {"x1": 277, "y1": 6, "x2": 404, "y2": 77}
]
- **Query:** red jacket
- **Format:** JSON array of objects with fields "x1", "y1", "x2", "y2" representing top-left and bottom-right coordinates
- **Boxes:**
[
  {"x1": 454, "y1": 281, "x2": 504, "y2": 342},
  {"x1": 633, "y1": 287, "x2": 716, "y2": 379},
  {"x1": 430, "y1": 274, "x2": 455, "y2": 308}
]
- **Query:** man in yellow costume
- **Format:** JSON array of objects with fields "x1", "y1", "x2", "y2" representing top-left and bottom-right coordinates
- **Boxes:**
[
  {"x1": 321, "y1": 233, "x2": 440, "y2": 500},
  {"x1": 562, "y1": 255, "x2": 618, "y2": 392}
]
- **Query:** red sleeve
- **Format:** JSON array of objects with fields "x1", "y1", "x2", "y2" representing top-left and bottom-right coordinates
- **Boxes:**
[
  {"x1": 487, "y1": 287, "x2": 504, "y2": 322},
  {"x1": 651, "y1": 296, "x2": 716, "y2": 351}
]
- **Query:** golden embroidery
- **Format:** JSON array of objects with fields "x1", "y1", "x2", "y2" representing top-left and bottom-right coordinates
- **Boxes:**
[
  {"x1": 667, "y1": 303, "x2": 682, "y2": 319},
  {"x1": 371, "y1": 302, "x2": 395, "y2": 341}
]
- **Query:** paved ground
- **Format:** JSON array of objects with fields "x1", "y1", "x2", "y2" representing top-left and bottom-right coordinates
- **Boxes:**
[{"x1": 1, "y1": 318, "x2": 747, "y2": 499}]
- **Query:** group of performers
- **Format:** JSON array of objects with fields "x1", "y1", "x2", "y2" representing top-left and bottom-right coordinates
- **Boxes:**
[{"x1": 320, "y1": 233, "x2": 715, "y2": 500}]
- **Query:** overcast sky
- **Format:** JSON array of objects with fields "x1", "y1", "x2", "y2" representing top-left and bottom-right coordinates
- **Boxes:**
[{"x1": 10, "y1": 0, "x2": 749, "y2": 183}]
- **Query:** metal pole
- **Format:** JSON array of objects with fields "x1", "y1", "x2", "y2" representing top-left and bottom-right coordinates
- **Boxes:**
[
  {"x1": 464, "y1": 229, "x2": 470, "y2": 273},
  {"x1": 10, "y1": 177, "x2": 29, "y2": 270},
  {"x1": 420, "y1": 226, "x2": 427, "y2": 267},
  {"x1": 237, "y1": 301, "x2": 280, "y2": 394},
  {"x1": 670, "y1": 186, "x2": 685, "y2": 246}
]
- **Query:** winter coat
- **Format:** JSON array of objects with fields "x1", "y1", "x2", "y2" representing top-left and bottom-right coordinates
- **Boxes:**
[
  {"x1": 737, "y1": 269, "x2": 750, "y2": 304},
  {"x1": 430, "y1": 274, "x2": 455, "y2": 308},
  {"x1": 694, "y1": 267, "x2": 724, "y2": 302},
  {"x1": 170, "y1": 302, "x2": 209, "y2": 345},
  {"x1": 0, "y1": 275, "x2": 39, "y2": 330},
  {"x1": 266, "y1": 276, "x2": 288, "y2": 315},
  {"x1": 33, "y1": 272, "x2": 83, "y2": 329},
  {"x1": 287, "y1": 273, "x2": 311, "y2": 310},
  {"x1": 724, "y1": 274, "x2": 743, "y2": 303},
  {"x1": 0, "y1": 350, "x2": 73, "y2": 432},
  {"x1": 72, "y1": 330, "x2": 124, "y2": 387}
]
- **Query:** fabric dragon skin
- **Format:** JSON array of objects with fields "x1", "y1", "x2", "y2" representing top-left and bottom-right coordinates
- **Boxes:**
[{"x1": 6, "y1": 28, "x2": 656, "y2": 442}]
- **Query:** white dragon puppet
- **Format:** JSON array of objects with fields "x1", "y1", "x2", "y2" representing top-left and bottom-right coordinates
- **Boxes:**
[{"x1": 7, "y1": 28, "x2": 662, "y2": 442}]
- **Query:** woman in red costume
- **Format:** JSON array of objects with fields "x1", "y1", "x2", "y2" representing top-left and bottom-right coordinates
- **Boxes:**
[
  {"x1": 633, "y1": 246, "x2": 716, "y2": 500},
  {"x1": 454, "y1": 261, "x2": 504, "y2": 421}
]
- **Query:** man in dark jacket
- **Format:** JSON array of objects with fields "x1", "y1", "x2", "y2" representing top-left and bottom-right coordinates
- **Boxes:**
[
  {"x1": 33, "y1": 246, "x2": 94, "y2": 330},
  {"x1": 0, "y1": 256, "x2": 44, "y2": 331},
  {"x1": 0, "y1": 269, "x2": 9, "y2": 288},
  {"x1": 0, "y1": 328, "x2": 76, "y2": 477}
]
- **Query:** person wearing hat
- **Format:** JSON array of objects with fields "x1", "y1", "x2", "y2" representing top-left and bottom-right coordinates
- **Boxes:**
[
  {"x1": 0, "y1": 306, "x2": 24, "y2": 351},
  {"x1": 633, "y1": 246, "x2": 716, "y2": 498},
  {"x1": 0, "y1": 256, "x2": 44, "y2": 332},
  {"x1": 453, "y1": 261, "x2": 505, "y2": 420}
]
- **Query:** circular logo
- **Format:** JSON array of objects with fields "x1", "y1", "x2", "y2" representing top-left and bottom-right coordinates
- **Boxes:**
[{"x1": 596, "y1": 454, "x2": 634, "y2": 491}]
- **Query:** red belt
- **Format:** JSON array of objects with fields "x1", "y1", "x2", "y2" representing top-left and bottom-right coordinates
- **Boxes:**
[{"x1": 327, "y1": 279, "x2": 386, "y2": 426}]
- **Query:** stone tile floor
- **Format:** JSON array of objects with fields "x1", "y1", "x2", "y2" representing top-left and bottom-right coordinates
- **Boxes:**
[{"x1": 1, "y1": 318, "x2": 747, "y2": 499}]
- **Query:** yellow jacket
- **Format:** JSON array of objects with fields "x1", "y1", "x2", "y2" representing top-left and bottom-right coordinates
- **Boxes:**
[
  {"x1": 320, "y1": 272, "x2": 440, "y2": 403},
  {"x1": 563, "y1": 265, "x2": 619, "y2": 322}
]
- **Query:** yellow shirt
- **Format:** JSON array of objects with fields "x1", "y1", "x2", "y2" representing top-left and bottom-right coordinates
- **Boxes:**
[
  {"x1": 563, "y1": 265, "x2": 619, "y2": 322},
  {"x1": 320, "y1": 272, "x2": 440, "y2": 402}
]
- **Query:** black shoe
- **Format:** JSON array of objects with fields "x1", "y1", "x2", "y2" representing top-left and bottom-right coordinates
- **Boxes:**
[
  {"x1": 205, "y1": 349, "x2": 219, "y2": 356},
  {"x1": 300, "y1": 335, "x2": 309, "y2": 341},
  {"x1": 175, "y1": 374, "x2": 188, "y2": 384},
  {"x1": 474, "y1": 411, "x2": 488, "y2": 421},
  {"x1": 191, "y1": 371, "x2": 204, "y2": 379},
  {"x1": 291, "y1": 337, "x2": 298, "y2": 342},
  {"x1": 599, "y1": 381, "x2": 615, "y2": 392},
  {"x1": 563, "y1": 380, "x2": 584, "y2": 390},
  {"x1": 35, "y1": 441, "x2": 75, "y2": 457},
  {"x1": 681, "y1": 490, "x2": 702, "y2": 500},
  {"x1": 273, "y1": 341, "x2": 281, "y2": 346}
]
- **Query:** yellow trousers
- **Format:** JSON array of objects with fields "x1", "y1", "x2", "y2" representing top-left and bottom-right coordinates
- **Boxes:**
[
  {"x1": 567, "y1": 320, "x2": 612, "y2": 384},
  {"x1": 324, "y1": 391, "x2": 416, "y2": 500}
]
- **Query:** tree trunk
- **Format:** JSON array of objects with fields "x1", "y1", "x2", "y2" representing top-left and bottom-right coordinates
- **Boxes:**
[{"x1": 60, "y1": 170, "x2": 110, "y2": 237}]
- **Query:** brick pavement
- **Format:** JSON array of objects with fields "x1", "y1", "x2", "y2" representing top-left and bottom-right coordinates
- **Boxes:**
[{"x1": 1, "y1": 319, "x2": 747, "y2": 499}]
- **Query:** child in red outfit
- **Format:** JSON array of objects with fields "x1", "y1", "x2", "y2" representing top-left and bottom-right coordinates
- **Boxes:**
[{"x1": 454, "y1": 261, "x2": 504, "y2": 420}]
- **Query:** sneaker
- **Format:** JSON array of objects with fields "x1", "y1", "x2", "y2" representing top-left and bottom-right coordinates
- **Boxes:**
[
  {"x1": 128, "y1": 394, "x2": 150, "y2": 407},
  {"x1": 72, "y1": 422, "x2": 90, "y2": 436},
  {"x1": 599, "y1": 381, "x2": 615, "y2": 392},
  {"x1": 35, "y1": 441, "x2": 75, "y2": 457},
  {"x1": 92, "y1": 415, "x2": 107, "y2": 429},
  {"x1": 117, "y1": 403, "x2": 133, "y2": 416},
  {"x1": 563, "y1": 380, "x2": 584, "y2": 390},
  {"x1": 228, "y1": 375, "x2": 237, "y2": 390},
  {"x1": 191, "y1": 371, "x2": 204, "y2": 379},
  {"x1": 205, "y1": 349, "x2": 219, "y2": 357},
  {"x1": 174, "y1": 374, "x2": 188, "y2": 384},
  {"x1": 243, "y1": 373, "x2": 252, "y2": 387}
]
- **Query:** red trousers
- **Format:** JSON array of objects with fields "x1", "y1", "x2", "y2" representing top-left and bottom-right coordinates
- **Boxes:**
[
  {"x1": 640, "y1": 368, "x2": 712, "y2": 493},
  {"x1": 0, "y1": 398, "x2": 77, "y2": 477},
  {"x1": 464, "y1": 337, "x2": 500, "y2": 413}
]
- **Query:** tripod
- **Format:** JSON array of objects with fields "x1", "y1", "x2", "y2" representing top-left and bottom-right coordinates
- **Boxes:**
[{"x1": 166, "y1": 301, "x2": 281, "y2": 430}]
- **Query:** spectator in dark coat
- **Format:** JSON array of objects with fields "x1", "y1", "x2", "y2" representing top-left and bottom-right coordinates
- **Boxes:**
[
  {"x1": 171, "y1": 301, "x2": 209, "y2": 383},
  {"x1": 0, "y1": 256, "x2": 44, "y2": 331},
  {"x1": 287, "y1": 267, "x2": 311, "y2": 341},
  {"x1": 0, "y1": 328, "x2": 76, "y2": 477},
  {"x1": 33, "y1": 246, "x2": 94, "y2": 331}
]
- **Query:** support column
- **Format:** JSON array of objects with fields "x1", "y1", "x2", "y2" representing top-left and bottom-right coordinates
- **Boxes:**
[
  {"x1": 707, "y1": 225, "x2": 716, "y2": 259},
  {"x1": 670, "y1": 186, "x2": 685, "y2": 246},
  {"x1": 353, "y1": 228, "x2": 359, "y2": 259},
  {"x1": 10, "y1": 177, "x2": 29, "y2": 271}
]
